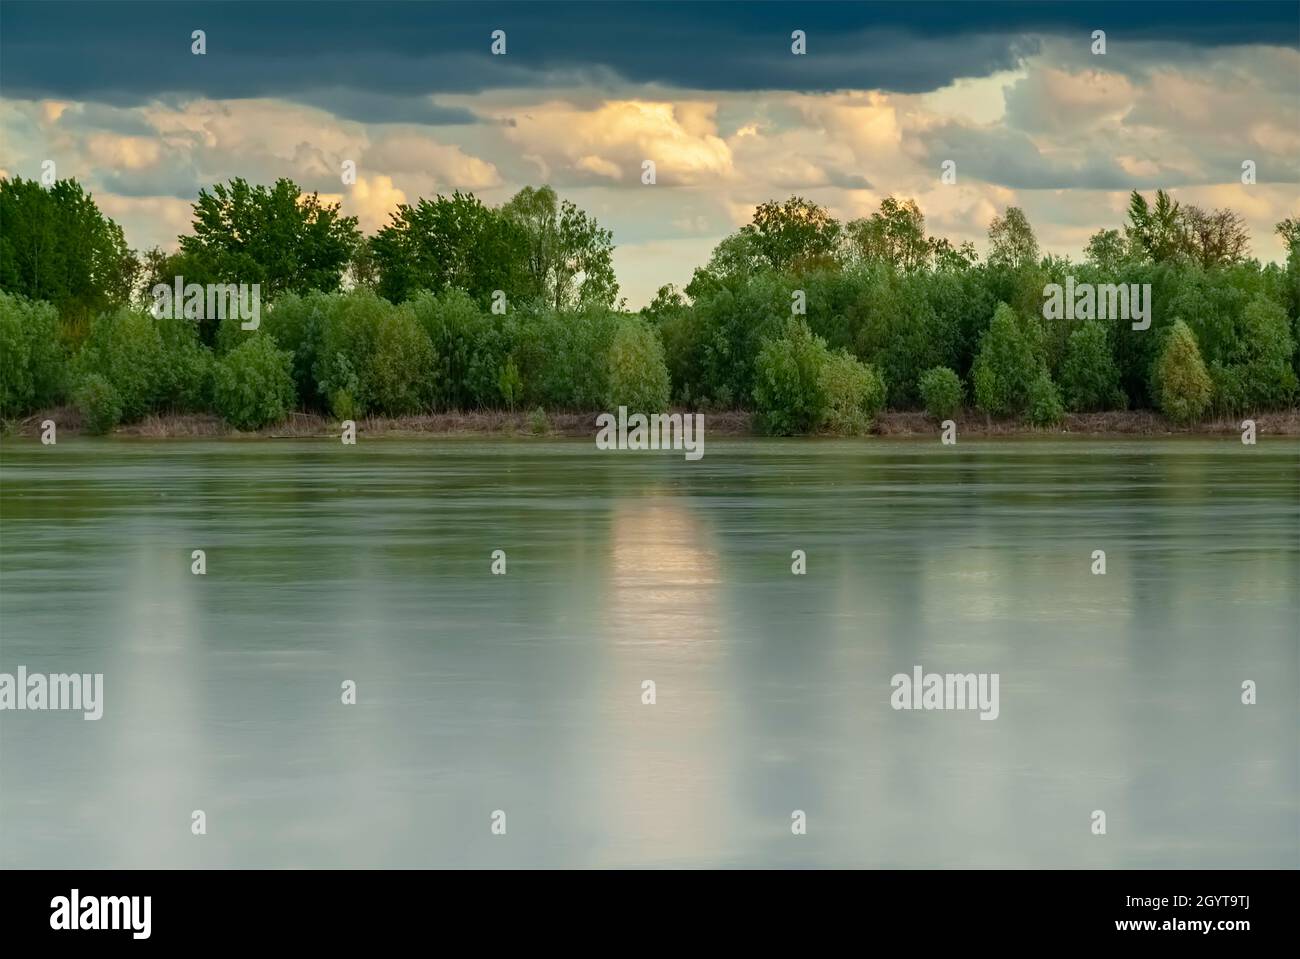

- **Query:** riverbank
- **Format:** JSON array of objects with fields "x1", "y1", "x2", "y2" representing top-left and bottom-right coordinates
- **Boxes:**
[{"x1": 7, "y1": 407, "x2": 1300, "y2": 439}]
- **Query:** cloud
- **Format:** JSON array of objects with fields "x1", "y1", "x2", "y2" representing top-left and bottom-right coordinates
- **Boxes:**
[
  {"x1": 4, "y1": 1, "x2": 1293, "y2": 113},
  {"x1": 498, "y1": 99, "x2": 732, "y2": 186}
]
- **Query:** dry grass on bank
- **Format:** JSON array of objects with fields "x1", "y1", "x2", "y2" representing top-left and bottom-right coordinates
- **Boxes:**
[{"x1": 5, "y1": 406, "x2": 1299, "y2": 440}]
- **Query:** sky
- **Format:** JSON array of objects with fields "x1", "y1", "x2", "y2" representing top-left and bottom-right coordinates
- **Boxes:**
[{"x1": 1, "y1": 0, "x2": 1297, "y2": 307}]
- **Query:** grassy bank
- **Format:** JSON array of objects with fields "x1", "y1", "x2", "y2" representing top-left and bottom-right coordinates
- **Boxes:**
[{"x1": 8, "y1": 407, "x2": 1298, "y2": 440}]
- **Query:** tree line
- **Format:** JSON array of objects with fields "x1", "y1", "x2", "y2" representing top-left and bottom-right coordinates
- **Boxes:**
[{"x1": 1, "y1": 174, "x2": 1297, "y2": 434}]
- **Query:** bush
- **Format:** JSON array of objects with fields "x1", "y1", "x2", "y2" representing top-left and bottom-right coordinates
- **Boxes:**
[
  {"x1": 73, "y1": 307, "x2": 168, "y2": 422},
  {"x1": 918, "y1": 366, "x2": 963, "y2": 420},
  {"x1": 513, "y1": 305, "x2": 619, "y2": 410},
  {"x1": 0, "y1": 292, "x2": 65, "y2": 416},
  {"x1": 156, "y1": 315, "x2": 215, "y2": 412},
  {"x1": 605, "y1": 318, "x2": 671, "y2": 413},
  {"x1": 752, "y1": 318, "x2": 829, "y2": 434},
  {"x1": 1151, "y1": 319, "x2": 1213, "y2": 424},
  {"x1": 497, "y1": 356, "x2": 523, "y2": 411},
  {"x1": 73, "y1": 373, "x2": 122, "y2": 435},
  {"x1": 212, "y1": 335, "x2": 297, "y2": 431},
  {"x1": 406, "y1": 290, "x2": 506, "y2": 410},
  {"x1": 313, "y1": 290, "x2": 386, "y2": 417},
  {"x1": 972, "y1": 303, "x2": 1041, "y2": 416},
  {"x1": 690, "y1": 272, "x2": 791, "y2": 408},
  {"x1": 528, "y1": 406, "x2": 548, "y2": 434},
  {"x1": 261, "y1": 291, "x2": 332, "y2": 408},
  {"x1": 1209, "y1": 295, "x2": 1297, "y2": 412},
  {"x1": 818, "y1": 349, "x2": 885, "y2": 434},
  {"x1": 312, "y1": 290, "x2": 435, "y2": 417},
  {"x1": 1025, "y1": 372, "x2": 1064, "y2": 426},
  {"x1": 368, "y1": 305, "x2": 436, "y2": 415},
  {"x1": 1059, "y1": 320, "x2": 1126, "y2": 411}
]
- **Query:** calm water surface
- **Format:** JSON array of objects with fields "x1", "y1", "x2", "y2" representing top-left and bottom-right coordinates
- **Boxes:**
[{"x1": 1, "y1": 437, "x2": 1297, "y2": 867}]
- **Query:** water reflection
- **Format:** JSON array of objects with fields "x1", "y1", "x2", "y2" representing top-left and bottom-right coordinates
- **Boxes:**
[{"x1": 1, "y1": 438, "x2": 1296, "y2": 867}]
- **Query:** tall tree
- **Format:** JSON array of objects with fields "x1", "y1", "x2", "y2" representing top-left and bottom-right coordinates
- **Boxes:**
[
  {"x1": 502, "y1": 186, "x2": 618, "y2": 311},
  {"x1": 176, "y1": 178, "x2": 360, "y2": 298},
  {"x1": 1179, "y1": 205, "x2": 1250, "y2": 268},
  {"x1": 742, "y1": 196, "x2": 842, "y2": 273},
  {"x1": 370, "y1": 191, "x2": 528, "y2": 304},
  {"x1": 987, "y1": 207, "x2": 1039, "y2": 269},
  {"x1": 0, "y1": 177, "x2": 137, "y2": 328},
  {"x1": 1124, "y1": 189, "x2": 1184, "y2": 264},
  {"x1": 846, "y1": 197, "x2": 931, "y2": 271}
]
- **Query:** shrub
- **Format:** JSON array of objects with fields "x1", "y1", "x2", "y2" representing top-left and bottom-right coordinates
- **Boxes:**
[
  {"x1": 1059, "y1": 320, "x2": 1126, "y2": 411},
  {"x1": 212, "y1": 335, "x2": 297, "y2": 431},
  {"x1": 1209, "y1": 295, "x2": 1297, "y2": 412},
  {"x1": 605, "y1": 318, "x2": 671, "y2": 413},
  {"x1": 313, "y1": 290, "x2": 386, "y2": 417},
  {"x1": 261, "y1": 291, "x2": 332, "y2": 408},
  {"x1": 918, "y1": 366, "x2": 963, "y2": 420},
  {"x1": 156, "y1": 315, "x2": 215, "y2": 412},
  {"x1": 527, "y1": 406, "x2": 548, "y2": 434},
  {"x1": 73, "y1": 373, "x2": 122, "y2": 435},
  {"x1": 1025, "y1": 372, "x2": 1064, "y2": 426},
  {"x1": 73, "y1": 307, "x2": 168, "y2": 422},
  {"x1": 0, "y1": 292, "x2": 65, "y2": 416},
  {"x1": 513, "y1": 305, "x2": 619, "y2": 410},
  {"x1": 407, "y1": 289, "x2": 507, "y2": 410},
  {"x1": 972, "y1": 303, "x2": 1041, "y2": 416},
  {"x1": 1151, "y1": 319, "x2": 1213, "y2": 424},
  {"x1": 311, "y1": 290, "x2": 434, "y2": 417},
  {"x1": 690, "y1": 272, "x2": 791, "y2": 408},
  {"x1": 497, "y1": 356, "x2": 523, "y2": 411},
  {"x1": 752, "y1": 318, "x2": 829, "y2": 434},
  {"x1": 818, "y1": 349, "x2": 885, "y2": 434},
  {"x1": 368, "y1": 305, "x2": 436, "y2": 415}
]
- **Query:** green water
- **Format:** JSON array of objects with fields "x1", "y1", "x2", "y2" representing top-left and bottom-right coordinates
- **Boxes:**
[{"x1": 1, "y1": 436, "x2": 1296, "y2": 867}]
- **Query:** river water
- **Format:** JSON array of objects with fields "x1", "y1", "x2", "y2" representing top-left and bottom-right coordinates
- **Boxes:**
[{"x1": 1, "y1": 436, "x2": 1296, "y2": 867}]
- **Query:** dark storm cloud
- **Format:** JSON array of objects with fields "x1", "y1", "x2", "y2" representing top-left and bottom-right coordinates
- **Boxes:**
[{"x1": 2, "y1": 1, "x2": 1295, "y2": 122}]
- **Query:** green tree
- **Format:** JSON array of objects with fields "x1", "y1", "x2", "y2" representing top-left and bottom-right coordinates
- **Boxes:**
[
  {"x1": 502, "y1": 186, "x2": 618, "y2": 310},
  {"x1": 972, "y1": 303, "x2": 1041, "y2": 416},
  {"x1": 370, "y1": 192, "x2": 528, "y2": 304},
  {"x1": 846, "y1": 197, "x2": 930, "y2": 272},
  {"x1": 212, "y1": 336, "x2": 297, "y2": 430},
  {"x1": 605, "y1": 318, "x2": 671, "y2": 413},
  {"x1": 406, "y1": 289, "x2": 508, "y2": 410},
  {"x1": 177, "y1": 178, "x2": 360, "y2": 298},
  {"x1": 73, "y1": 307, "x2": 169, "y2": 422},
  {"x1": 1209, "y1": 294, "x2": 1297, "y2": 411},
  {"x1": 742, "y1": 196, "x2": 842, "y2": 273},
  {"x1": 0, "y1": 177, "x2": 137, "y2": 334},
  {"x1": 1059, "y1": 320, "x2": 1126, "y2": 411},
  {"x1": 0, "y1": 292, "x2": 65, "y2": 416},
  {"x1": 987, "y1": 207, "x2": 1039, "y2": 269},
  {"x1": 1151, "y1": 319, "x2": 1213, "y2": 423},
  {"x1": 1084, "y1": 229, "x2": 1127, "y2": 272},
  {"x1": 752, "y1": 318, "x2": 829, "y2": 434},
  {"x1": 1125, "y1": 190, "x2": 1184, "y2": 264},
  {"x1": 73, "y1": 373, "x2": 122, "y2": 435},
  {"x1": 1025, "y1": 372, "x2": 1064, "y2": 426},
  {"x1": 818, "y1": 348, "x2": 885, "y2": 434},
  {"x1": 313, "y1": 290, "x2": 436, "y2": 418},
  {"x1": 918, "y1": 366, "x2": 963, "y2": 420}
]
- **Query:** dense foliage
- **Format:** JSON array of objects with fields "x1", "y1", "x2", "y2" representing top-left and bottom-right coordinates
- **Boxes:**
[{"x1": 1, "y1": 176, "x2": 1296, "y2": 434}]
